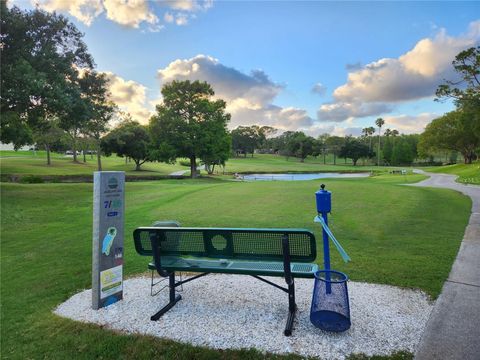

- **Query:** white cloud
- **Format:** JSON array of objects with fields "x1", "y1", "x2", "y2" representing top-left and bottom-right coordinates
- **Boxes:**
[
  {"x1": 318, "y1": 102, "x2": 393, "y2": 122},
  {"x1": 103, "y1": 72, "x2": 152, "y2": 123},
  {"x1": 165, "y1": 0, "x2": 213, "y2": 12},
  {"x1": 103, "y1": 0, "x2": 158, "y2": 28},
  {"x1": 164, "y1": 12, "x2": 174, "y2": 23},
  {"x1": 311, "y1": 82, "x2": 327, "y2": 96},
  {"x1": 156, "y1": 55, "x2": 314, "y2": 131},
  {"x1": 33, "y1": 0, "x2": 104, "y2": 26},
  {"x1": 174, "y1": 13, "x2": 189, "y2": 25},
  {"x1": 318, "y1": 20, "x2": 480, "y2": 122},
  {"x1": 31, "y1": 0, "x2": 213, "y2": 29},
  {"x1": 384, "y1": 113, "x2": 439, "y2": 134}
]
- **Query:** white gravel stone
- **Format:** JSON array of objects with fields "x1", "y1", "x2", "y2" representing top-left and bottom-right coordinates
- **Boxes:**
[{"x1": 54, "y1": 274, "x2": 433, "y2": 359}]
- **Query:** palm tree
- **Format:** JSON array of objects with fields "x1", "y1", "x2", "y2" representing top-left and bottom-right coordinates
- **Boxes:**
[
  {"x1": 375, "y1": 117, "x2": 385, "y2": 165},
  {"x1": 384, "y1": 128, "x2": 392, "y2": 137}
]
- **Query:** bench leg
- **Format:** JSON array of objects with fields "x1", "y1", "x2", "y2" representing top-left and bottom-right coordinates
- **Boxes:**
[
  {"x1": 151, "y1": 272, "x2": 182, "y2": 321},
  {"x1": 284, "y1": 279, "x2": 297, "y2": 336}
]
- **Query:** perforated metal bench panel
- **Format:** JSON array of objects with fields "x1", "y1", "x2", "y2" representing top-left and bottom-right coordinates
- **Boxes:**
[
  {"x1": 134, "y1": 227, "x2": 317, "y2": 262},
  {"x1": 147, "y1": 257, "x2": 319, "y2": 278}
]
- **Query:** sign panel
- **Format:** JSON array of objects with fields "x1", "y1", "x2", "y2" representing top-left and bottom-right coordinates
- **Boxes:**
[{"x1": 92, "y1": 171, "x2": 125, "y2": 309}]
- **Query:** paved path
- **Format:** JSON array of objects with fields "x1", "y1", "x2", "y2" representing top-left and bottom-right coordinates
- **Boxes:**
[
  {"x1": 412, "y1": 170, "x2": 480, "y2": 360},
  {"x1": 169, "y1": 165, "x2": 206, "y2": 177},
  {"x1": 169, "y1": 169, "x2": 189, "y2": 176}
]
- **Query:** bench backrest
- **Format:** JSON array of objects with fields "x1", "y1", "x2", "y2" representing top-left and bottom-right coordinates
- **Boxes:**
[{"x1": 133, "y1": 227, "x2": 316, "y2": 262}]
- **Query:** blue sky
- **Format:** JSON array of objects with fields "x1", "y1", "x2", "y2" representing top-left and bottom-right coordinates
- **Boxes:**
[{"x1": 14, "y1": 0, "x2": 480, "y2": 136}]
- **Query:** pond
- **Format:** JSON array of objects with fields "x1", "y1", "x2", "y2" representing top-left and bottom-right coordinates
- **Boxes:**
[{"x1": 241, "y1": 172, "x2": 371, "y2": 181}]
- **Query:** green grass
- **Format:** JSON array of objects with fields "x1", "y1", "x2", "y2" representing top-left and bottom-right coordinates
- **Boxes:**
[
  {"x1": 1, "y1": 152, "x2": 400, "y2": 180},
  {"x1": 0, "y1": 175, "x2": 471, "y2": 359},
  {"x1": 222, "y1": 154, "x2": 396, "y2": 174},
  {"x1": 423, "y1": 161, "x2": 480, "y2": 184},
  {"x1": 0, "y1": 151, "x2": 184, "y2": 177}
]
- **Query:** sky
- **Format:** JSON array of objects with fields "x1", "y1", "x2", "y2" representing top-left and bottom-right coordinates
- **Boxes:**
[{"x1": 12, "y1": 0, "x2": 480, "y2": 137}]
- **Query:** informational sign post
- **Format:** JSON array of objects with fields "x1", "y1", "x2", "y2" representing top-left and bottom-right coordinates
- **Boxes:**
[{"x1": 92, "y1": 171, "x2": 125, "y2": 310}]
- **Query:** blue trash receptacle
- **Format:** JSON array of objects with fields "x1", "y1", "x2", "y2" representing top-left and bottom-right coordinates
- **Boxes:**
[{"x1": 310, "y1": 270, "x2": 351, "y2": 332}]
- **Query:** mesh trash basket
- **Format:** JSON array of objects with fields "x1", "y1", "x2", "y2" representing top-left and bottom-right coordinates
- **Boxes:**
[{"x1": 310, "y1": 270, "x2": 351, "y2": 332}]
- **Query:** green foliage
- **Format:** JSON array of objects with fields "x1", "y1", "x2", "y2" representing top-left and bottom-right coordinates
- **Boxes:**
[
  {"x1": 436, "y1": 46, "x2": 480, "y2": 107},
  {"x1": 339, "y1": 137, "x2": 373, "y2": 165},
  {"x1": 149, "y1": 80, "x2": 231, "y2": 178},
  {"x1": 384, "y1": 135, "x2": 419, "y2": 166},
  {"x1": 267, "y1": 131, "x2": 316, "y2": 161},
  {"x1": 419, "y1": 110, "x2": 479, "y2": 164},
  {"x1": 1, "y1": 3, "x2": 94, "y2": 151},
  {"x1": 325, "y1": 136, "x2": 346, "y2": 165},
  {"x1": 231, "y1": 125, "x2": 276, "y2": 157},
  {"x1": 101, "y1": 121, "x2": 151, "y2": 171}
]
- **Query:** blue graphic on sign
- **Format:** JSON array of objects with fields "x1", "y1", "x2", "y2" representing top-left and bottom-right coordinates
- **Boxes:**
[
  {"x1": 107, "y1": 211, "x2": 119, "y2": 217},
  {"x1": 102, "y1": 227, "x2": 117, "y2": 256},
  {"x1": 104, "y1": 295, "x2": 119, "y2": 307},
  {"x1": 108, "y1": 177, "x2": 118, "y2": 189}
]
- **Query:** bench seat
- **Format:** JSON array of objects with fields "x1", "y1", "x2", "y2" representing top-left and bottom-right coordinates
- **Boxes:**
[
  {"x1": 147, "y1": 257, "x2": 318, "y2": 278},
  {"x1": 134, "y1": 226, "x2": 318, "y2": 336}
]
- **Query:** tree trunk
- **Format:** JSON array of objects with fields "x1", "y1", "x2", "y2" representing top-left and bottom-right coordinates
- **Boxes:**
[
  {"x1": 72, "y1": 138, "x2": 78, "y2": 163},
  {"x1": 45, "y1": 144, "x2": 51, "y2": 165},
  {"x1": 333, "y1": 153, "x2": 336, "y2": 165},
  {"x1": 190, "y1": 155, "x2": 197, "y2": 178},
  {"x1": 300, "y1": 157, "x2": 305, "y2": 163},
  {"x1": 377, "y1": 131, "x2": 381, "y2": 166},
  {"x1": 97, "y1": 150, "x2": 102, "y2": 171},
  {"x1": 323, "y1": 150, "x2": 326, "y2": 164},
  {"x1": 135, "y1": 160, "x2": 141, "y2": 171},
  {"x1": 353, "y1": 158, "x2": 357, "y2": 166},
  {"x1": 83, "y1": 151, "x2": 86, "y2": 163}
]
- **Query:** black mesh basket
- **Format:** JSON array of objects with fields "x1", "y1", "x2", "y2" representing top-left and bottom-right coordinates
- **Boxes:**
[{"x1": 310, "y1": 270, "x2": 351, "y2": 332}]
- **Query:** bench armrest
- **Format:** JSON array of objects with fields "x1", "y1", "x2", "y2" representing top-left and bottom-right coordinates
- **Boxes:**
[{"x1": 282, "y1": 234, "x2": 293, "y2": 285}]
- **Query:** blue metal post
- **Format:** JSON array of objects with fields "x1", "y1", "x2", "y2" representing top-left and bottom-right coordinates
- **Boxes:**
[{"x1": 315, "y1": 184, "x2": 332, "y2": 294}]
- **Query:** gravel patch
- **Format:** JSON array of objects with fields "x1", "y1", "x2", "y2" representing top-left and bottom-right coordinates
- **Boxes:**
[{"x1": 54, "y1": 274, "x2": 433, "y2": 359}]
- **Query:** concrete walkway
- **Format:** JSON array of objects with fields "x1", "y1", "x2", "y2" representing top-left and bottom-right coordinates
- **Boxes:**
[{"x1": 412, "y1": 170, "x2": 480, "y2": 360}]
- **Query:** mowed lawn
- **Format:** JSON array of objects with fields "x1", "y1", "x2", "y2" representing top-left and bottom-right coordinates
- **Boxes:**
[
  {"x1": 423, "y1": 161, "x2": 480, "y2": 184},
  {"x1": 0, "y1": 175, "x2": 471, "y2": 359},
  {"x1": 1, "y1": 151, "x2": 397, "y2": 178},
  {"x1": 0, "y1": 151, "x2": 184, "y2": 177}
]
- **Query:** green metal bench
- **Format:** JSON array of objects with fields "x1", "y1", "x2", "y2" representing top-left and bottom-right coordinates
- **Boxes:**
[{"x1": 133, "y1": 226, "x2": 319, "y2": 336}]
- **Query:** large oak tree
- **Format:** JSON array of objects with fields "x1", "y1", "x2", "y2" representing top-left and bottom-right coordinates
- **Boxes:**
[{"x1": 149, "y1": 80, "x2": 231, "y2": 178}]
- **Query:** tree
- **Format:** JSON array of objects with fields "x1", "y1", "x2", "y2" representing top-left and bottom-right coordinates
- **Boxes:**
[
  {"x1": 317, "y1": 133, "x2": 330, "y2": 164},
  {"x1": 231, "y1": 126, "x2": 257, "y2": 157},
  {"x1": 325, "y1": 136, "x2": 345, "y2": 165},
  {"x1": 391, "y1": 136, "x2": 417, "y2": 165},
  {"x1": 102, "y1": 120, "x2": 151, "y2": 171},
  {"x1": 231, "y1": 125, "x2": 276, "y2": 157},
  {"x1": 80, "y1": 70, "x2": 117, "y2": 171},
  {"x1": 339, "y1": 137, "x2": 373, "y2": 166},
  {"x1": 436, "y1": 46, "x2": 480, "y2": 142},
  {"x1": 436, "y1": 46, "x2": 480, "y2": 106},
  {"x1": 286, "y1": 132, "x2": 315, "y2": 162},
  {"x1": 419, "y1": 110, "x2": 479, "y2": 164},
  {"x1": 1, "y1": 4, "x2": 94, "y2": 164},
  {"x1": 149, "y1": 80, "x2": 231, "y2": 178},
  {"x1": 375, "y1": 118, "x2": 385, "y2": 165}
]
